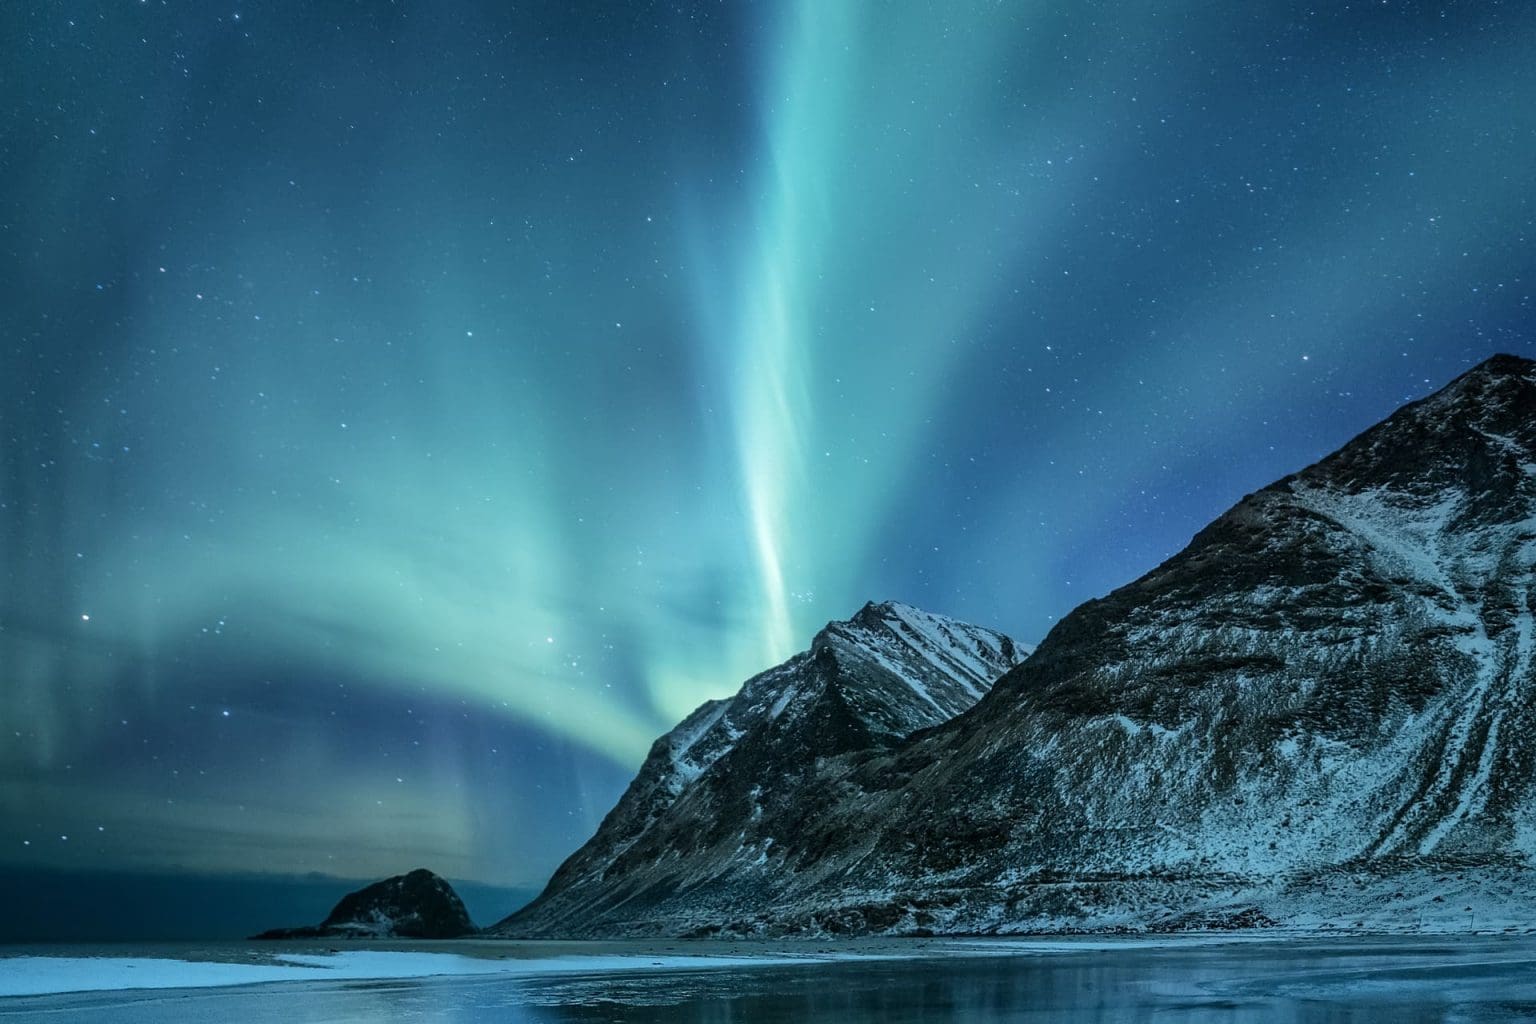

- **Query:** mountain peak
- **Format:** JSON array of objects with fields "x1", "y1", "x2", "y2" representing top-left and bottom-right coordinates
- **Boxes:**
[
  {"x1": 1265, "y1": 353, "x2": 1536, "y2": 508},
  {"x1": 813, "y1": 600, "x2": 1026, "y2": 715},
  {"x1": 1464, "y1": 352, "x2": 1535, "y2": 379},
  {"x1": 842, "y1": 599, "x2": 968, "y2": 635},
  {"x1": 852, "y1": 597, "x2": 920, "y2": 618},
  {"x1": 1416, "y1": 352, "x2": 1536, "y2": 414},
  {"x1": 492, "y1": 601, "x2": 1025, "y2": 937}
]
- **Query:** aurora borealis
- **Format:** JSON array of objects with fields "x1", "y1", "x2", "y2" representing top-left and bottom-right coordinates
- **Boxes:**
[{"x1": 2, "y1": 0, "x2": 1533, "y2": 904}]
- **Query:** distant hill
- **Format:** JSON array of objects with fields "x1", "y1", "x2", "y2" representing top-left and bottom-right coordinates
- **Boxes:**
[{"x1": 0, "y1": 866, "x2": 532, "y2": 943}]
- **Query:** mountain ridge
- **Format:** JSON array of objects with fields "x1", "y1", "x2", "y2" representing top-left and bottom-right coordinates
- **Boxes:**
[{"x1": 500, "y1": 353, "x2": 1536, "y2": 937}]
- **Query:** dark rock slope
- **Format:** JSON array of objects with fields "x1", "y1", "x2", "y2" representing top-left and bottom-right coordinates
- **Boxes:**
[
  {"x1": 499, "y1": 353, "x2": 1536, "y2": 936},
  {"x1": 494, "y1": 601, "x2": 1025, "y2": 937},
  {"x1": 254, "y1": 868, "x2": 475, "y2": 939}
]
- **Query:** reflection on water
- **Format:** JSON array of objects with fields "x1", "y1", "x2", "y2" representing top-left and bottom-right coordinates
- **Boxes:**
[{"x1": 5, "y1": 938, "x2": 1536, "y2": 1023}]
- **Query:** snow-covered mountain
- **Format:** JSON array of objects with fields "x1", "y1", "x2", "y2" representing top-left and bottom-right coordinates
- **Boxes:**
[
  {"x1": 492, "y1": 601, "x2": 1026, "y2": 937},
  {"x1": 808, "y1": 352, "x2": 1536, "y2": 934},
  {"x1": 498, "y1": 354, "x2": 1536, "y2": 937}
]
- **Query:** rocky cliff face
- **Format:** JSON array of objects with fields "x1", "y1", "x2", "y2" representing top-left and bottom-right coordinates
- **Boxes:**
[
  {"x1": 494, "y1": 601, "x2": 1025, "y2": 937},
  {"x1": 498, "y1": 354, "x2": 1536, "y2": 937},
  {"x1": 254, "y1": 868, "x2": 475, "y2": 939},
  {"x1": 802, "y1": 352, "x2": 1536, "y2": 933}
]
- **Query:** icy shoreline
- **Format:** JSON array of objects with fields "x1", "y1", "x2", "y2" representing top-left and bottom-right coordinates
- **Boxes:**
[
  {"x1": 0, "y1": 948, "x2": 842, "y2": 998},
  {"x1": 0, "y1": 935, "x2": 1284, "y2": 998},
  {"x1": 9, "y1": 929, "x2": 1527, "y2": 1000}
]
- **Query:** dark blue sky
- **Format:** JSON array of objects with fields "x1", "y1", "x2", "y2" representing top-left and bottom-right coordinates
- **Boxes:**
[{"x1": 2, "y1": 0, "x2": 1532, "y2": 894}]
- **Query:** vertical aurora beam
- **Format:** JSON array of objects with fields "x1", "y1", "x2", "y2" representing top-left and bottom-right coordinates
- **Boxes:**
[
  {"x1": 716, "y1": 1, "x2": 1040, "y2": 667},
  {"x1": 728, "y1": 2, "x2": 859, "y2": 665},
  {"x1": 737, "y1": 264, "x2": 803, "y2": 666}
]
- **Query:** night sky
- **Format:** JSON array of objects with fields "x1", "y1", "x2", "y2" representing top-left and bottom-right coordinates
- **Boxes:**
[{"x1": 3, "y1": 0, "x2": 1533, "y2": 903}]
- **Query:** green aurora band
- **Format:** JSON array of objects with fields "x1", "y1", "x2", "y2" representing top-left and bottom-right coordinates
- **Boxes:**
[{"x1": 2, "y1": 0, "x2": 1532, "y2": 885}]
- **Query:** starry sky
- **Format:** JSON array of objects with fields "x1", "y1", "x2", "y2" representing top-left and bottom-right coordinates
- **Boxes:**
[{"x1": 2, "y1": 0, "x2": 1533, "y2": 905}]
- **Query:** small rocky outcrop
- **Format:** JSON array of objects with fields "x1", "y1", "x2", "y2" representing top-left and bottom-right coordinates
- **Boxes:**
[{"x1": 253, "y1": 868, "x2": 475, "y2": 939}]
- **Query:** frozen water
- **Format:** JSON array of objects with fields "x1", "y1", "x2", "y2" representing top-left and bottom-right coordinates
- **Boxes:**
[
  {"x1": 2, "y1": 937, "x2": 1535, "y2": 1021},
  {"x1": 0, "y1": 947, "x2": 828, "y2": 997}
]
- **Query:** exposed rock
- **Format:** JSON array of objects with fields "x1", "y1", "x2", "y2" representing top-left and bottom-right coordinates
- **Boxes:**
[{"x1": 253, "y1": 868, "x2": 474, "y2": 939}]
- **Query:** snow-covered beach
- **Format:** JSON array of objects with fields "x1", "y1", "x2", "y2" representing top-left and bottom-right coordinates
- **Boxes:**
[
  {"x1": 0, "y1": 940, "x2": 899, "y2": 998},
  {"x1": 0, "y1": 932, "x2": 1296, "y2": 999}
]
